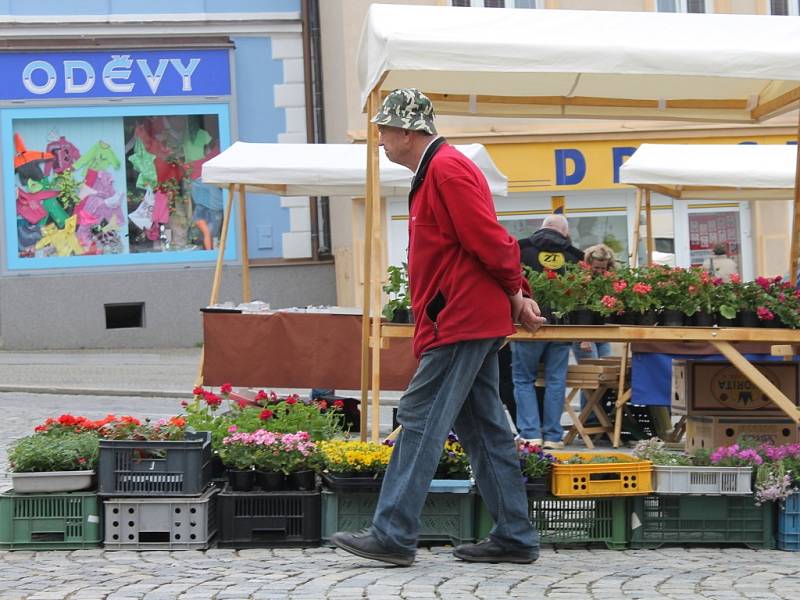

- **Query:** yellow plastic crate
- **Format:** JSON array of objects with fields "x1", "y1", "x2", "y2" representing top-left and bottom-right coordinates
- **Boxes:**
[{"x1": 550, "y1": 452, "x2": 653, "y2": 498}]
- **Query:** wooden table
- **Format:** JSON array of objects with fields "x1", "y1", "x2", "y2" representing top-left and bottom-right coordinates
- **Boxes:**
[{"x1": 381, "y1": 323, "x2": 800, "y2": 446}]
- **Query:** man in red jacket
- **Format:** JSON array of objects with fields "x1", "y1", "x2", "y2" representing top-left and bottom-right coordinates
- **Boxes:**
[{"x1": 331, "y1": 89, "x2": 545, "y2": 567}]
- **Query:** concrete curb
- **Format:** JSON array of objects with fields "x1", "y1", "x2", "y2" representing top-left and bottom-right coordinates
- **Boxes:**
[{"x1": 0, "y1": 385, "x2": 188, "y2": 398}]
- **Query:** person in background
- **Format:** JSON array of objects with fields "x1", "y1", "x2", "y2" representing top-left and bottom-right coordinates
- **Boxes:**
[
  {"x1": 330, "y1": 89, "x2": 544, "y2": 567},
  {"x1": 511, "y1": 214, "x2": 582, "y2": 450},
  {"x1": 573, "y1": 243, "x2": 616, "y2": 363},
  {"x1": 704, "y1": 243, "x2": 738, "y2": 282}
]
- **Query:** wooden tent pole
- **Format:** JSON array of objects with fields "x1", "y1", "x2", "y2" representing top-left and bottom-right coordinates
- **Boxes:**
[
  {"x1": 630, "y1": 187, "x2": 642, "y2": 266},
  {"x1": 360, "y1": 91, "x2": 380, "y2": 441},
  {"x1": 368, "y1": 102, "x2": 384, "y2": 443},
  {"x1": 790, "y1": 105, "x2": 800, "y2": 286},
  {"x1": 238, "y1": 184, "x2": 251, "y2": 303},
  {"x1": 196, "y1": 183, "x2": 237, "y2": 386},
  {"x1": 645, "y1": 189, "x2": 654, "y2": 266}
]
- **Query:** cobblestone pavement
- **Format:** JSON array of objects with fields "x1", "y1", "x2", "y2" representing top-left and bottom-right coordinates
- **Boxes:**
[{"x1": 2, "y1": 393, "x2": 800, "y2": 600}]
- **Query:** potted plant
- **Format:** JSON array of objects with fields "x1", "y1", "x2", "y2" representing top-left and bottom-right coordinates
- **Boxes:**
[
  {"x1": 218, "y1": 430, "x2": 257, "y2": 491},
  {"x1": 429, "y1": 432, "x2": 472, "y2": 493},
  {"x1": 382, "y1": 262, "x2": 412, "y2": 323},
  {"x1": 318, "y1": 440, "x2": 393, "y2": 492},
  {"x1": 8, "y1": 431, "x2": 99, "y2": 493},
  {"x1": 517, "y1": 440, "x2": 556, "y2": 497}
]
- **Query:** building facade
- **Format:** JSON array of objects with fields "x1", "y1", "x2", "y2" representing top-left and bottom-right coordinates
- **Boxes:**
[{"x1": 0, "y1": 0, "x2": 335, "y2": 349}]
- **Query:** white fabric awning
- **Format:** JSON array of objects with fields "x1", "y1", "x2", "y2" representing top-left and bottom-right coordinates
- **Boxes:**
[
  {"x1": 357, "y1": 6, "x2": 800, "y2": 123},
  {"x1": 201, "y1": 141, "x2": 508, "y2": 197},
  {"x1": 619, "y1": 144, "x2": 797, "y2": 200}
]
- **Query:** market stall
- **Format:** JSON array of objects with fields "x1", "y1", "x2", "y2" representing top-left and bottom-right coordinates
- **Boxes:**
[
  {"x1": 357, "y1": 5, "x2": 800, "y2": 442},
  {"x1": 199, "y1": 141, "x2": 508, "y2": 436}
]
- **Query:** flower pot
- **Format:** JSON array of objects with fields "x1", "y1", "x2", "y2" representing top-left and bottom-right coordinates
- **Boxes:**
[
  {"x1": 211, "y1": 454, "x2": 226, "y2": 479},
  {"x1": 226, "y1": 468, "x2": 255, "y2": 492},
  {"x1": 524, "y1": 475, "x2": 550, "y2": 498},
  {"x1": 390, "y1": 308, "x2": 413, "y2": 324},
  {"x1": 255, "y1": 470, "x2": 285, "y2": 492},
  {"x1": 569, "y1": 308, "x2": 596, "y2": 326},
  {"x1": 10, "y1": 470, "x2": 94, "y2": 494},
  {"x1": 737, "y1": 310, "x2": 760, "y2": 328},
  {"x1": 690, "y1": 311, "x2": 714, "y2": 327},
  {"x1": 715, "y1": 313, "x2": 737, "y2": 328},
  {"x1": 618, "y1": 311, "x2": 638, "y2": 325},
  {"x1": 636, "y1": 310, "x2": 658, "y2": 326},
  {"x1": 286, "y1": 470, "x2": 316, "y2": 491},
  {"x1": 660, "y1": 309, "x2": 685, "y2": 327}
]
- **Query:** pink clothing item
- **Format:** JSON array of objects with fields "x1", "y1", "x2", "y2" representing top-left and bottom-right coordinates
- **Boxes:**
[
  {"x1": 75, "y1": 171, "x2": 124, "y2": 226},
  {"x1": 188, "y1": 146, "x2": 220, "y2": 180},
  {"x1": 44, "y1": 136, "x2": 81, "y2": 176},
  {"x1": 134, "y1": 123, "x2": 171, "y2": 157},
  {"x1": 152, "y1": 190, "x2": 170, "y2": 225},
  {"x1": 17, "y1": 187, "x2": 59, "y2": 224}
]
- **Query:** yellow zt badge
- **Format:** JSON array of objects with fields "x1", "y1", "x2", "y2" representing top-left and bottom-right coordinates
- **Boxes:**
[{"x1": 538, "y1": 251, "x2": 565, "y2": 270}]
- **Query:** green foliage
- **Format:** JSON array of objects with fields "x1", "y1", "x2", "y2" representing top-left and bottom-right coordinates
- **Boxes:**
[
  {"x1": 54, "y1": 169, "x2": 81, "y2": 211},
  {"x1": 9, "y1": 432, "x2": 99, "y2": 472},
  {"x1": 382, "y1": 263, "x2": 411, "y2": 321}
]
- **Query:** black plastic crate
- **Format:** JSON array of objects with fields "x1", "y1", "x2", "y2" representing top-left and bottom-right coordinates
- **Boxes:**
[
  {"x1": 98, "y1": 431, "x2": 212, "y2": 496},
  {"x1": 217, "y1": 486, "x2": 321, "y2": 548}
]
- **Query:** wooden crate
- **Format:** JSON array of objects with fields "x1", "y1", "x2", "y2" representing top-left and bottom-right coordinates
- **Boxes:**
[
  {"x1": 685, "y1": 415, "x2": 799, "y2": 452},
  {"x1": 672, "y1": 360, "x2": 799, "y2": 417}
]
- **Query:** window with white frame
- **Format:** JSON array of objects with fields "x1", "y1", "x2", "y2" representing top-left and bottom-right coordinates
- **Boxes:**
[
  {"x1": 450, "y1": 0, "x2": 541, "y2": 8},
  {"x1": 770, "y1": 0, "x2": 800, "y2": 16},
  {"x1": 656, "y1": 0, "x2": 712, "y2": 13}
]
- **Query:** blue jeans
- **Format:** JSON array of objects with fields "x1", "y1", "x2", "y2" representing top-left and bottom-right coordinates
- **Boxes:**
[
  {"x1": 511, "y1": 341, "x2": 570, "y2": 442},
  {"x1": 371, "y1": 338, "x2": 538, "y2": 555}
]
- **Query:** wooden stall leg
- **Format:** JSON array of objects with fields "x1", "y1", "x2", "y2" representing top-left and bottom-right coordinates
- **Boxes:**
[
  {"x1": 630, "y1": 188, "x2": 642, "y2": 266},
  {"x1": 612, "y1": 343, "x2": 630, "y2": 448},
  {"x1": 711, "y1": 340, "x2": 800, "y2": 423},
  {"x1": 790, "y1": 104, "x2": 800, "y2": 287},
  {"x1": 238, "y1": 184, "x2": 251, "y2": 303},
  {"x1": 645, "y1": 189, "x2": 654, "y2": 266},
  {"x1": 195, "y1": 185, "x2": 237, "y2": 387}
]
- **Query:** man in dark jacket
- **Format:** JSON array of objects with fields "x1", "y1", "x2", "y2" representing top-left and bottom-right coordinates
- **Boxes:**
[
  {"x1": 330, "y1": 89, "x2": 544, "y2": 567},
  {"x1": 512, "y1": 215, "x2": 582, "y2": 449}
]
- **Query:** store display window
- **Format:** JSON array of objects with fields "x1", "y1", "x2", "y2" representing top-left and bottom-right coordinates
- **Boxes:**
[{"x1": 3, "y1": 103, "x2": 232, "y2": 270}]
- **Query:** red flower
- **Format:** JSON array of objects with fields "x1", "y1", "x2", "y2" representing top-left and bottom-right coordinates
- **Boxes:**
[
  {"x1": 220, "y1": 383, "x2": 233, "y2": 395},
  {"x1": 318, "y1": 400, "x2": 329, "y2": 410},
  {"x1": 578, "y1": 260, "x2": 591, "y2": 271},
  {"x1": 78, "y1": 457, "x2": 86, "y2": 464},
  {"x1": 757, "y1": 306, "x2": 775, "y2": 321},
  {"x1": 203, "y1": 391, "x2": 222, "y2": 407},
  {"x1": 255, "y1": 390, "x2": 268, "y2": 402},
  {"x1": 333, "y1": 399, "x2": 345, "y2": 409},
  {"x1": 169, "y1": 416, "x2": 186, "y2": 428},
  {"x1": 545, "y1": 269, "x2": 557, "y2": 280},
  {"x1": 601, "y1": 295, "x2": 617, "y2": 309},
  {"x1": 632, "y1": 282, "x2": 652, "y2": 295},
  {"x1": 260, "y1": 409, "x2": 274, "y2": 420},
  {"x1": 286, "y1": 396, "x2": 298, "y2": 405},
  {"x1": 612, "y1": 280, "x2": 627, "y2": 293},
  {"x1": 180, "y1": 400, "x2": 188, "y2": 408},
  {"x1": 192, "y1": 386, "x2": 204, "y2": 396},
  {"x1": 730, "y1": 273, "x2": 741, "y2": 284},
  {"x1": 235, "y1": 398, "x2": 248, "y2": 409}
]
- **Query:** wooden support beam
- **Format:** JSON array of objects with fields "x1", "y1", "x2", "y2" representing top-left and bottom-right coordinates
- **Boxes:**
[
  {"x1": 630, "y1": 187, "x2": 642, "y2": 266},
  {"x1": 791, "y1": 104, "x2": 800, "y2": 287},
  {"x1": 645, "y1": 189, "x2": 654, "y2": 266},
  {"x1": 238, "y1": 184, "x2": 251, "y2": 303},
  {"x1": 711, "y1": 340, "x2": 800, "y2": 423},
  {"x1": 360, "y1": 91, "x2": 380, "y2": 442}
]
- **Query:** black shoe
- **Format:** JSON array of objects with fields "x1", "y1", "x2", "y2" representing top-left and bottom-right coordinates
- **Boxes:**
[
  {"x1": 330, "y1": 530, "x2": 415, "y2": 567},
  {"x1": 453, "y1": 538, "x2": 538, "y2": 564}
]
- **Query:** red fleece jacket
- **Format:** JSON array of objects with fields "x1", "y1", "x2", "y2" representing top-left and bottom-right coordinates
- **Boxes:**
[{"x1": 407, "y1": 142, "x2": 524, "y2": 358}]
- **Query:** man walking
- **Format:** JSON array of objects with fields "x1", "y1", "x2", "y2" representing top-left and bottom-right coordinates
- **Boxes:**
[
  {"x1": 512, "y1": 215, "x2": 582, "y2": 449},
  {"x1": 331, "y1": 89, "x2": 545, "y2": 567}
]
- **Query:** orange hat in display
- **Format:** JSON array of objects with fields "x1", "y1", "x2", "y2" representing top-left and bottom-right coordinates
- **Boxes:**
[{"x1": 14, "y1": 133, "x2": 54, "y2": 170}]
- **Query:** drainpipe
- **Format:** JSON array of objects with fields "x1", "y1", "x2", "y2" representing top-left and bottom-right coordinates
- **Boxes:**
[{"x1": 301, "y1": 0, "x2": 329, "y2": 259}]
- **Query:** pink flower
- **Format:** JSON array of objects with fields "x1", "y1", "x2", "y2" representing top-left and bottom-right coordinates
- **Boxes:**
[
  {"x1": 730, "y1": 273, "x2": 741, "y2": 284},
  {"x1": 227, "y1": 425, "x2": 238, "y2": 433},
  {"x1": 601, "y1": 295, "x2": 618, "y2": 309},
  {"x1": 632, "y1": 282, "x2": 652, "y2": 295},
  {"x1": 612, "y1": 280, "x2": 627, "y2": 293},
  {"x1": 756, "y1": 306, "x2": 774, "y2": 321}
]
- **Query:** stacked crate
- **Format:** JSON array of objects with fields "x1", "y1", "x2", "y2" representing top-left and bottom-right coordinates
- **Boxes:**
[
  {"x1": 98, "y1": 431, "x2": 217, "y2": 550},
  {"x1": 672, "y1": 360, "x2": 800, "y2": 451}
]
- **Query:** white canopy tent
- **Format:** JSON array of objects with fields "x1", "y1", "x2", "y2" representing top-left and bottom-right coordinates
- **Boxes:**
[
  {"x1": 356, "y1": 5, "x2": 800, "y2": 441},
  {"x1": 620, "y1": 144, "x2": 796, "y2": 200},
  {"x1": 620, "y1": 143, "x2": 797, "y2": 265},
  {"x1": 201, "y1": 141, "x2": 507, "y2": 197}
]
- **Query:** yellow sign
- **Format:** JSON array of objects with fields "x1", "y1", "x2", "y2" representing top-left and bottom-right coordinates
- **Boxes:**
[
  {"x1": 486, "y1": 134, "x2": 795, "y2": 193},
  {"x1": 538, "y1": 251, "x2": 565, "y2": 270}
]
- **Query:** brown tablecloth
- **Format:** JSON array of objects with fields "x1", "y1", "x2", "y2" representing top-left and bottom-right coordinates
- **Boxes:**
[{"x1": 202, "y1": 312, "x2": 417, "y2": 390}]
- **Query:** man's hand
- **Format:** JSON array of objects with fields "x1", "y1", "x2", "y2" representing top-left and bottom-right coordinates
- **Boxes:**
[{"x1": 509, "y1": 290, "x2": 547, "y2": 332}]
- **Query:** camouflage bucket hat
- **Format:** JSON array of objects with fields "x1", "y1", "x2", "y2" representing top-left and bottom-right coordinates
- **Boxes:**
[{"x1": 371, "y1": 88, "x2": 437, "y2": 135}]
